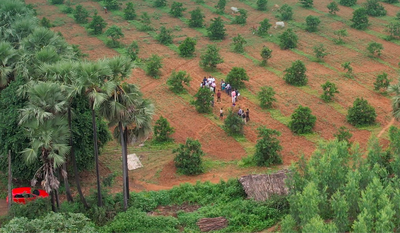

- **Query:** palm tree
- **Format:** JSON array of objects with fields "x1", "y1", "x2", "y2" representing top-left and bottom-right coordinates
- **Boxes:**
[
  {"x1": 0, "y1": 41, "x2": 17, "y2": 89},
  {"x1": 19, "y1": 81, "x2": 71, "y2": 211},
  {"x1": 77, "y1": 60, "x2": 111, "y2": 207},
  {"x1": 389, "y1": 82, "x2": 400, "y2": 120}
]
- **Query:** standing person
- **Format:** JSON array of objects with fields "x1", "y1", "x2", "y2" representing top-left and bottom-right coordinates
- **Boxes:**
[
  {"x1": 104, "y1": 7, "x2": 108, "y2": 14},
  {"x1": 203, "y1": 77, "x2": 207, "y2": 86},
  {"x1": 238, "y1": 107, "x2": 243, "y2": 116},
  {"x1": 220, "y1": 79, "x2": 224, "y2": 90},
  {"x1": 236, "y1": 89, "x2": 240, "y2": 101},
  {"x1": 242, "y1": 111, "x2": 246, "y2": 124},
  {"x1": 220, "y1": 108, "x2": 224, "y2": 120},
  {"x1": 225, "y1": 84, "x2": 230, "y2": 95},
  {"x1": 245, "y1": 109, "x2": 250, "y2": 123},
  {"x1": 217, "y1": 90, "x2": 221, "y2": 103},
  {"x1": 212, "y1": 81, "x2": 216, "y2": 93},
  {"x1": 231, "y1": 89, "x2": 236, "y2": 106},
  {"x1": 221, "y1": 81, "x2": 226, "y2": 91}
]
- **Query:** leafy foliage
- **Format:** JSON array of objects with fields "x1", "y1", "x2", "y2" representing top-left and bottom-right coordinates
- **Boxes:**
[
  {"x1": 299, "y1": 0, "x2": 313, "y2": 8},
  {"x1": 87, "y1": 12, "x2": 107, "y2": 35},
  {"x1": 364, "y1": 0, "x2": 386, "y2": 17},
  {"x1": 7, "y1": 198, "x2": 51, "y2": 220},
  {"x1": 333, "y1": 29, "x2": 348, "y2": 44},
  {"x1": 126, "y1": 41, "x2": 139, "y2": 61},
  {"x1": 283, "y1": 60, "x2": 307, "y2": 86},
  {"x1": 383, "y1": 0, "x2": 398, "y2": 3},
  {"x1": 232, "y1": 9, "x2": 248, "y2": 25},
  {"x1": 341, "y1": 62, "x2": 353, "y2": 78},
  {"x1": 313, "y1": 44, "x2": 328, "y2": 61},
  {"x1": 50, "y1": 0, "x2": 64, "y2": 4},
  {"x1": 199, "y1": 44, "x2": 224, "y2": 69},
  {"x1": 224, "y1": 110, "x2": 245, "y2": 136},
  {"x1": 279, "y1": 4, "x2": 294, "y2": 20},
  {"x1": 173, "y1": 138, "x2": 204, "y2": 175},
  {"x1": 225, "y1": 67, "x2": 249, "y2": 89},
  {"x1": 257, "y1": 19, "x2": 272, "y2": 36},
  {"x1": 334, "y1": 126, "x2": 352, "y2": 146},
  {"x1": 145, "y1": 54, "x2": 163, "y2": 78},
  {"x1": 367, "y1": 42, "x2": 383, "y2": 57},
  {"x1": 138, "y1": 12, "x2": 153, "y2": 31},
  {"x1": 157, "y1": 26, "x2": 173, "y2": 45},
  {"x1": 189, "y1": 7, "x2": 204, "y2": 28},
  {"x1": 321, "y1": 81, "x2": 339, "y2": 102},
  {"x1": 40, "y1": 17, "x2": 52, "y2": 28},
  {"x1": 339, "y1": 0, "x2": 357, "y2": 6},
  {"x1": 167, "y1": 70, "x2": 191, "y2": 93},
  {"x1": 179, "y1": 37, "x2": 196, "y2": 57},
  {"x1": 258, "y1": 86, "x2": 276, "y2": 109},
  {"x1": 123, "y1": 2, "x2": 136, "y2": 20},
  {"x1": 105, "y1": 25, "x2": 124, "y2": 48},
  {"x1": 260, "y1": 46, "x2": 272, "y2": 66},
  {"x1": 347, "y1": 98, "x2": 376, "y2": 126},
  {"x1": 104, "y1": 0, "x2": 119, "y2": 10},
  {"x1": 193, "y1": 87, "x2": 214, "y2": 113},
  {"x1": 153, "y1": 116, "x2": 175, "y2": 143},
  {"x1": 73, "y1": 5, "x2": 89, "y2": 24},
  {"x1": 385, "y1": 22, "x2": 400, "y2": 40},
  {"x1": 253, "y1": 127, "x2": 282, "y2": 166},
  {"x1": 232, "y1": 34, "x2": 247, "y2": 53},
  {"x1": 256, "y1": 0, "x2": 268, "y2": 11},
  {"x1": 351, "y1": 8, "x2": 369, "y2": 30},
  {"x1": 374, "y1": 72, "x2": 390, "y2": 92},
  {"x1": 153, "y1": 0, "x2": 167, "y2": 8},
  {"x1": 279, "y1": 28, "x2": 298, "y2": 50},
  {"x1": 170, "y1": 2, "x2": 186, "y2": 18},
  {"x1": 288, "y1": 106, "x2": 316, "y2": 134},
  {"x1": 215, "y1": 0, "x2": 227, "y2": 14},
  {"x1": 327, "y1": 1, "x2": 339, "y2": 14},
  {"x1": 207, "y1": 17, "x2": 226, "y2": 40},
  {"x1": 305, "y1": 15, "x2": 321, "y2": 32}
]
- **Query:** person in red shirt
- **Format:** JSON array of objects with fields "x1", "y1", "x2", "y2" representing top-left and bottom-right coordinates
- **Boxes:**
[{"x1": 217, "y1": 90, "x2": 221, "y2": 103}]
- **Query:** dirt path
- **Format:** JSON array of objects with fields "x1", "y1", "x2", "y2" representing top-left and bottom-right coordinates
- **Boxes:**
[
  {"x1": 0, "y1": 200, "x2": 8, "y2": 216},
  {"x1": 378, "y1": 117, "x2": 395, "y2": 138}
]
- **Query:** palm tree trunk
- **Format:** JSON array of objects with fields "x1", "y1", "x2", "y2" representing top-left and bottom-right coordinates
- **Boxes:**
[
  {"x1": 68, "y1": 107, "x2": 88, "y2": 208},
  {"x1": 119, "y1": 122, "x2": 128, "y2": 211},
  {"x1": 55, "y1": 189, "x2": 60, "y2": 209},
  {"x1": 62, "y1": 163, "x2": 73, "y2": 202},
  {"x1": 50, "y1": 191, "x2": 56, "y2": 212},
  {"x1": 124, "y1": 127, "x2": 129, "y2": 200},
  {"x1": 92, "y1": 107, "x2": 102, "y2": 207}
]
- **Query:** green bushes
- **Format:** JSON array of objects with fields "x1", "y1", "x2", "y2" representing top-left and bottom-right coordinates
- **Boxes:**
[
  {"x1": 145, "y1": 54, "x2": 163, "y2": 78},
  {"x1": 73, "y1": 5, "x2": 89, "y2": 24},
  {"x1": 215, "y1": 0, "x2": 227, "y2": 14},
  {"x1": 333, "y1": 29, "x2": 348, "y2": 44},
  {"x1": 224, "y1": 110, "x2": 245, "y2": 136},
  {"x1": 339, "y1": 0, "x2": 357, "y2": 6},
  {"x1": 167, "y1": 70, "x2": 191, "y2": 93},
  {"x1": 189, "y1": 7, "x2": 204, "y2": 28},
  {"x1": 347, "y1": 98, "x2": 376, "y2": 126},
  {"x1": 305, "y1": 15, "x2": 321, "y2": 32},
  {"x1": 105, "y1": 25, "x2": 124, "y2": 48},
  {"x1": 87, "y1": 12, "x2": 107, "y2": 35},
  {"x1": 279, "y1": 4, "x2": 294, "y2": 20},
  {"x1": 283, "y1": 60, "x2": 307, "y2": 86},
  {"x1": 170, "y1": 2, "x2": 186, "y2": 18},
  {"x1": 157, "y1": 26, "x2": 173, "y2": 45},
  {"x1": 256, "y1": 0, "x2": 268, "y2": 11},
  {"x1": 232, "y1": 9, "x2": 248, "y2": 25},
  {"x1": 153, "y1": 116, "x2": 175, "y2": 143},
  {"x1": 313, "y1": 44, "x2": 328, "y2": 61},
  {"x1": 320, "y1": 81, "x2": 339, "y2": 102},
  {"x1": 104, "y1": 0, "x2": 120, "y2": 10},
  {"x1": 374, "y1": 72, "x2": 390, "y2": 92},
  {"x1": 225, "y1": 67, "x2": 249, "y2": 89},
  {"x1": 351, "y1": 8, "x2": 369, "y2": 30},
  {"x1": 260, "y1": 46, "x2": 272, "y2": 66},
  {"x1": 199, "y1": 44, "x2": 224, "y2": 69},
  {"x1": 207, "y1": 17, "x2": 226, "y2": 40},
  {"x1": 126, "y1": 41, "x2": 139, "y2": 61},
  {"x1": 179, "y1": 37, "x2": 196, "y2": 57},
  {"x1": 123, "y1": 2, "x2": 136, "y2": 20},
  {"x1": 299, "y1": 0, "x2": 313, "y2": 8},
  {"x1": 257, "y1": 19, "x2": 272, "y2": 36},
  {"x1": 327, "y1": 1, "x2": 339, "y2": 14},
  {"x1": 364, "y1": 0, "x2": 386, "y2": 17},
  {"x1": 258, "y1": 86, "x2": 276, "y2": 109},
  {"x1": 367, "y1": 42, "x2": 383, "y2": 57},
  {"x1": 193, "y1": 87, "x2": 213, "y2": 113},
  {"x1": 279, "y1": 28, "x2": 298, "y2": 49},
  {"x1": 153, "y1": 0, "x2": 167, "y2": 8},
  {"x1": 232, "y1": 34, "x2": 247, "y2": 53},
  {"x1": 173, "y1": 138, "x2": 204, "y2": 175},
  {"x1": 288, "y1": 106, "x2": 316, "y2": 134},
  {"x1": 253, "y1": 127, "x2": 282, "y2": 166}
]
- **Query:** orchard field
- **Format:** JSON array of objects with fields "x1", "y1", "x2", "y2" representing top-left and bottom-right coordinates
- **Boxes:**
[{"x1": 25, "y1": 0, "x2": 400, "y2": 192}]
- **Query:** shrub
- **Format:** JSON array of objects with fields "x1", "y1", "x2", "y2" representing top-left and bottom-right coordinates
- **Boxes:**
[
  {"x1": 367, "y1": 42, "x2": 383, "y2": 57},
  {"x1": 397, "y1": 11, "x2": 400, "y2": 20},
  {"x1": 351, "y1": 8, "x2": 369, "y2": 30},
  {"x1": 253, "y1": 127, "x2": 282, "y2": 166},
  {"x1": 279, "y1": 4, "x2": 293, "y2": 20},
  {"x1": 40, "y1": 17, "x2": 52, "y2": 28},
  {"x1": 61, "y1": 6, "x2": 74, "y2": 14},
  {"x1": 225, "y1": 67, "x2": 249, "y2": 89},
  {"x1": 383, "y1": 0, "x2": 398, "y2": 3},
  {"x1": 347, "y1": 97, "x2": 376, "y2": 126},
  {"x1": 279, "y1": 28, "x2": 298, "y2": 49},
  {"x1": 156, "y1": 26, "x2": 173, "y2": 45},
  {"x1": 167, "y1": 70, "x2": 192, "y2": 93},
  {"x1": 50, "y1": 0, "x2": 64, "y2": 4},
  {"x1": 179, "y1": 37, "x2": 196, "y2": 57},
  {"x1": 327, "y1": 1, "x2": 339, "y2": 14},
  {"x1": 288, "y1": 105, "x2": 316, "y2": 134},
  {"x1": 341, "y1": 62, "x2": 353, "y2": 78},
  {"x1": 386, "y1": 22, "x2": 400, "y2": 40},
  {"x1": 215, "y1": 0, "x2": 227, "y2": 14},
  {"x1": 364, "y1": 0, "x2": 386, "y2": 17},
  {"x1": 153, "y1": 0, "x2": 167, "y2": 7},
  {"x1": 104, "y1": 0, "x2": 120, "y2": 10},
  {"x1": 193, "y1": 87, "x2": 213, "y2": 113},
  {"x1": 199, "y1": 44, "x2": 224, "y2": 69},
  {"x1": 170, "y1": 2, "x2": 186, "y2": 18},
  {"x1": 224, "y1": 110, "x2": 244, "y2": 136},
  {"x1": 105, "y1": 25, "x2": 124, "y2": 48},
  {"x1": 258, "y1": 86, "x2": 276, "y2": 109},
  {"x1": 284, "y1": 60, "x2": 307, "y2": 86},
  {"x1": 173, "y1": 138, "x2": 204, "y2": 175},
  {"x1": 333, "y1": 29, "x2": 348, "y2": 44},
  {"x1": 339, "y1": 0, "x2": 357, "y2": 6},
  {"x1": 153, "y1": 116, "x2": 175, "y2": 143},
  {"x1": 8, "y1": 198, "x2": 51, "y2": 220},
  {"x1": 334, "y1": 126, "x2": 352, "y2": 145},
  {"x1": 145, "y1": 54, "x2": 163, "y2": 78},
  {"x1": 374, "y1": 72, "x2": 390, "y2": 92},
  {"x1": 126, "y1": 41, "x2": 139, "y2": 61},
  {"x1": 73, "y1": 5, "x2": 89, "y2": 24},
  {"x1": 305, "y1": 15, "x2": 321, "y2": 32},
  {"x1": 313, "y1": 44, "x2": 328, "y2": 61},
  {"x1": 87, "y1": 12, "x2": 107, "y2": 35},
  {"x1": 232, "y1": 34, "x2": 247, "y2": 53},
  {"x1": 257, "y1": 0, "x2": 268, "y2": 11},
  {"x1": 260, "y1": 46, "x2": 272, "y2": 66},
  {"x1": 138, "y1": 12, "x2": 153, "y2": 31},
  {"x1": 321, "y1": 81, "x2": 339, "y2": 102},
  {"x1": 123, "y1": 2, "x2": 136, "y2": 20},
  {"x1": 299, "y1": 0, "x2": 313, "y2": 8},
  {"x1": 257, "y1": 19, "x2": 272, "y2": 36},
  {"x1": 189, "y1": 7, "x2": 205, "y2": 28},
  {"x1": 232, "y1": 9, "x2": 248, "y2": 25},
  {"x1": 207, "y1": 17, "x2": 226, "y2": 40}
]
